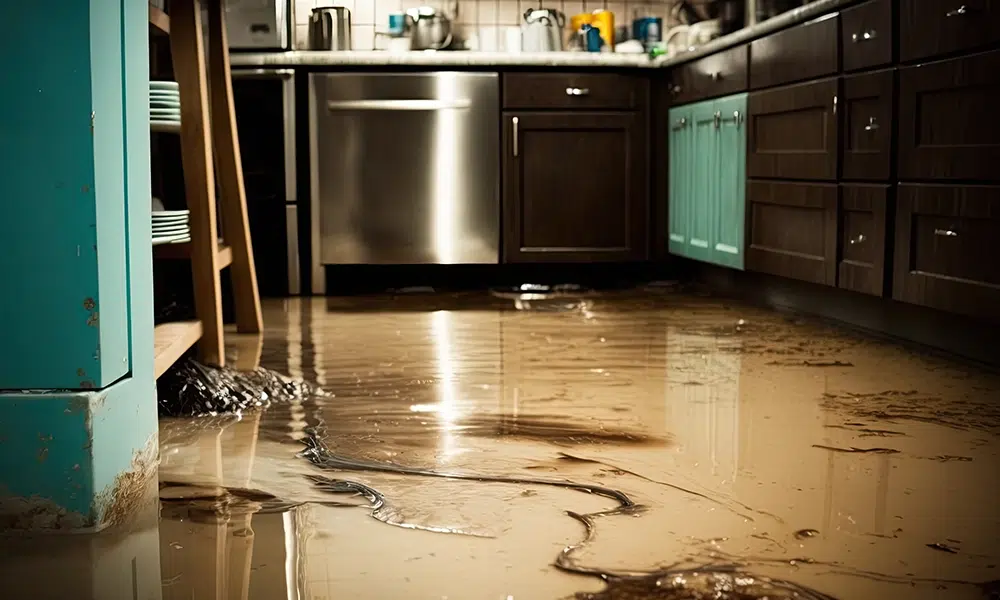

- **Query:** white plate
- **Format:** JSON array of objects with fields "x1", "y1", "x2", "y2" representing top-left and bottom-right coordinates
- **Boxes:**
[
  {"x1": 151, "y1": 218, "x2": 189, "y2": 227},
  {"x1": 149, "y1": 81, "x2": 179, "y2": 90},
  {"x1": 152, "y1": 228, "x2": 190, "y2": 236},
  {"x1": 152, "y1": 233, "x2": 191, "y2": 246},
  {"x1": 150, "y1": 100, "x2": 181, "y2": 108},
  {"x1": 151, "y1": 214, "x2": 188, "y2": 222},
  {"x1": 152, "y1": 209, "x2": 190, "y2": 217},
  {"x1": 149, "y1": 94, "x2": 180, "y2": 101},
  {"x1": 150, "y1": 110, "x2": 180, "y2": 117}
]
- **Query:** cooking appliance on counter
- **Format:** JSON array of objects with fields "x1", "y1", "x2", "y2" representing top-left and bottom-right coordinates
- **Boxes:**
[
  {"x1": 226, "y1": 0, "x2": 291, "y2": 50},
  {"x1": 309, "y1": 72, "x2": 500, "y2": 290},
  {"x1": 407, "y1": 7, "x2": 453, "y2": 50},
  {"x1": 522, "y1": 8, "x2": 566, "y2": 52},
  {"x1": 308, "y1": 6, "x2": 352, "y2": 50},
  {"x1": 231, "y1": 68, "x2": 300, "y2": 295}
]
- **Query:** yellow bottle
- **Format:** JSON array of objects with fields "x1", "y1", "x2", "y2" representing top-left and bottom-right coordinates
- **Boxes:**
[{"x1": 590, "y1": 9, "x2": 615, "y2": 50}]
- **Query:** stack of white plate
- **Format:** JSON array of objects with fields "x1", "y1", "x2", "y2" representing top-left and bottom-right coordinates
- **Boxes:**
[
  {"x1": 152, "y1": 210, "x2": 191, "y2": 246},
  {"x1": 150, "y1": 81, "x2": 180, "y2": 132}
]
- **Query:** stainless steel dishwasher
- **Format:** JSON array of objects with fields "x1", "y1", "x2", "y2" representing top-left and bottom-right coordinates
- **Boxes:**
[{"x1": 308, "y1": 72, "x2": 499, "y2": 290}]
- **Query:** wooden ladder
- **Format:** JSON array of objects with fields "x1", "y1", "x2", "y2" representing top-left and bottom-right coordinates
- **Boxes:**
[{"x1": 150, "y1": 0, "x2": 262, "y2": 377}]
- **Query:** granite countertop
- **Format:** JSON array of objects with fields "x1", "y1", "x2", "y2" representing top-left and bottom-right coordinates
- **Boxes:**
[{"x1": 230, "y1": 0, "x2": 855, "y2": 70}]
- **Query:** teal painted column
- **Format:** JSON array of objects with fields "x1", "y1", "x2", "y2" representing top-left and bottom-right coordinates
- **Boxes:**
[{"x1": 0, "y1": 0, "x2": 158, "y2": 532}]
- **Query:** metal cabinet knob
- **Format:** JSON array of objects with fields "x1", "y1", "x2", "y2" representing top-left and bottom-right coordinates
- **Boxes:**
[
  {"x1": 672, "y1": 117, "x2": 687, "y2": 130},
  {"x1": 671, "y1": 84, "x2": 682, "y2": 95},
  {"x1": 864, "y1": 117, "x2": 880, "y2": 132},
  {"x1": 565, "y1": 87, "x2": 590, "y2": 96},
  {"x1": 713, "y1": 110, "x2": 722, "y2": 128},
  {"x1": 851, "y1": 30, "x2": 876, "y2": 43},
  {"x1": 946, "y1": 5, "x2": 970, "y2": 16},
  {"x1": 934, "y1": 228, "x2": 959, "y2": 237}
]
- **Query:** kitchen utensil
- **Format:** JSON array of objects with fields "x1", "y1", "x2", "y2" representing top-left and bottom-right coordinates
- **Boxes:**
[
  {"x1": 387, "y1": 12, "x2": 407, "y2": 36},
  {"x1": 522, "y1": 7, "x2": 566, "y2": 52},
  {"x1": 407, "y1": 7, "x2": 452, "y2": 50},
  {"x1": 590, "y1": 9, "x2": 615, "y2": 50},
  {"x1": 579, "y1": 24, "x2": 604, "y2": 52},
  {"x1": 386, "y1": 36, "x2": 411, "y2": 52},
  {"x1": 308, "y1": 6, "x2": 352, "y2": 50},
  {"x1": 631, "y1": 16, "x2": 662, "y2": 47},
  {"x1": 149, "y1": 81, "x2": 179, "y2": 90}
]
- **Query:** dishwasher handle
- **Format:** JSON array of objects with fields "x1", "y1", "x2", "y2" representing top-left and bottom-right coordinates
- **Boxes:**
[{"x1": 326, "y1": 99, "x2": 472, "y2": 111}]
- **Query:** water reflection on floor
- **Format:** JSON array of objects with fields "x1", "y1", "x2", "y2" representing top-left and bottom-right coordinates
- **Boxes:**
[{"x1": 4, "y1": 288, "x2": 1000, "y2": 599}]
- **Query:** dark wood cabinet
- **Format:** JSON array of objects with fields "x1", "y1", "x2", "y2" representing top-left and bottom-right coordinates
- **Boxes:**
[
  {"x1": 839, "y1": 184, "x2": 890, "y2": 296},
  {"x1": 899, "y1": 0, "x2": 1000, "y2": 63},
  {"x1": 841, "y1": 69, "x2": 894, "y2": 181},
  {"x1": 670, "y1": 44, "x2": 748, "y2": 104},
  {"x1": 748, "y1": 77, "x2": 839, "y2": 180},
  {"x1": 841, "y1": 0, "x2": 894, "y2": 72},
  {"x1": 502, "y1": 112, "x2": 647, "y2": 263},
  {"x1": 893, "y1": 184, "x2": 1000, "y2": 321},
  {"x1": 746, "y1": 180, "x2": 838, "y2": 286},
  {"x1": 898, "y1": 50, "x2": 1000, "y2": 182},
  {"x1": 503, "y1": 73, "x2": 644, "y2": 111},
  {"x1": 750, "y1": 14, "x2": 839, "y2": 89}
]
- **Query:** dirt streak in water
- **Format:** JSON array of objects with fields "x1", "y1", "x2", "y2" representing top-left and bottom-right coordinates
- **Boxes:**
[{"x1": 298, "y1": 432, "x2": 841, "y2": 600}]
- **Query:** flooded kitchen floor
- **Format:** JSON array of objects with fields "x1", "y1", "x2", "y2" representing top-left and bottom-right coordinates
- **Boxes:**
[{"x1": 4, "y1": 287, "x2": 1000, "y2": 599}]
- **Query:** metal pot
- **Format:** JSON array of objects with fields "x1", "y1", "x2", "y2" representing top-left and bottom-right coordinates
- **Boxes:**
[
  {"x1": 407, "y1": 7, "x2": 452, "y2": 50},
  {"x1": 309, "y1": 6, "x2": 352, "y2": 50}
]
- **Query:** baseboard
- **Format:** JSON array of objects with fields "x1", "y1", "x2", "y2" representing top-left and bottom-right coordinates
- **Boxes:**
[{"x1": 689, "y1": 260, "x2": 1000, "y2": 369}]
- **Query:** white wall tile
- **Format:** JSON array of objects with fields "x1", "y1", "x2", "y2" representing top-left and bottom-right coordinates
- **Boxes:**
[
  {"x1": 295, "y1": 0, "x2": 316, "y2": 24},
  {"x1": 563, "y1": 0, "x2": 585, "y2": 17},
  {"x1": 607, "y1": 1, "x2": 626, "y2": 21},
  {"x1": 354, "y1": 0, "x2": 376, "y2": 24},
  {"x1": 374, "y1": 0, "x2": 402, "y2": 30},
  {"x1": 295, "y1": 23, "x2": 311, "y2": 47},
  {"x1": 496, "y1": 0, "x2": 520, "y2": 24},
  {"x1": 351, "y1": 23, "x2": 376, "y2": 48}
]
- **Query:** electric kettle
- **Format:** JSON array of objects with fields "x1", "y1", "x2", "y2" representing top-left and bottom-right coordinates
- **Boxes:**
[{"x1": 522, "y1": 8, "x2": 566, "y2": 52}]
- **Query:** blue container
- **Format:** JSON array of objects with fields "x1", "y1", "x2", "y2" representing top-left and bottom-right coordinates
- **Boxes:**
[
  {"x1": 582, "y1": 24, "x2": 603, "y2": 52},
  {"x1": 632, "y1": 17, "x2": 663, "y2": 46},
  {"x1": 388, "y1": 12, "x2": 407, "y2": 36}
]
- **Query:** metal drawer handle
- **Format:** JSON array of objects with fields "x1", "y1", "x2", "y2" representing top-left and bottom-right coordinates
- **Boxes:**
[
  {"x1": 864, "y1": 117, "x2": 880, "y2": 132},
  {"x1": 326, "y1": 99, "x2": 471, "y2": 111},
  {"x1": 512, "y1": 116, "x2": 519, "y2": 157},
  {"x1": 671, "y1": 84, "x2": 682, "y2": 95},
  {"x1": 946, "y1": 5, "x2": 971, "y2": 16},
  {"x1": 833, "y1": 95, "x2": 838, "y2": 115},
  {"x1": 672, "y1": 117, "x2": 687, "y2": 130},
  {"x1": 719, "y1": 111, "x2": 744, "y2": 128},
  {"x1": 849, "y1": 234, "x2": 867, "y2": 245},
  {"x1": 713, "y1": 110, "x2": 722, "y2": 129},
  {"x1": 934, "y1": 228, "x2": 959, "y2": 237},
  {"x1": 565, "y1": 87, "x2": 590, "y2": 96},
  {"x1": 851, "y1": 30, "x2": 877, "y2": 43}
]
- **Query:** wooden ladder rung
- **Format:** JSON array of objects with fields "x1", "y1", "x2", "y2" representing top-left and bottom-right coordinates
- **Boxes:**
[
  {"x1": 153, "y1": 242, "x2": 233, "y2": 270},
  {"x1": 149, "y1": 4, "x2": 170, "y2": 35}
]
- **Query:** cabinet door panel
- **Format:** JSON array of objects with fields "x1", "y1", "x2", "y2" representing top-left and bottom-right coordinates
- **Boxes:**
[
  {"x1": 893, "y1": 184, "x2": 1000, "y2": 321},
  {"x1": 502, "y1": 112, "x2": 647, "y2": 263},
  {"x1": 841, "y1": 0, "x2": 894, "y2": 72},
  {"x1": 746, "y1": 180, "x2": 838, "y2": 286},
  {"x1": 899, "y1": 0, "x2": 1000, "y2": 63},
  {"x1": 685, "y1": 100, "x2": 719, "y2": 263},
  {"x1": 842, "y1": 69, "x2": 894, "y2": 181},
  {"x1": 748, "y1": 78, "x2": 839, "y2": 180},
  {"x1": 668, "y1": 107, "x2": 693, "y2": 257},
  {"x1": 898, "y1": 50, "x2": 1000, "y2": 181},
  {"x1": 750, "y1": 14, "x2": 839, "y2": 89},
  {"x1": 713, "y1": 93, "x2": 748, "y2": 270},
  {"x1": 839, "y1": 184, "x2": 889, "y2": 296}
]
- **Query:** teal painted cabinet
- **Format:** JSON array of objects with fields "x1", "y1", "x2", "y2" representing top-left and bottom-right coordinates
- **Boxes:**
[
  {"x1": 0, "y1": 0, "x2": 131, "y2": 389},
  {"x1": 667, "y1": 93, "x2": 748, "y2": 270}
]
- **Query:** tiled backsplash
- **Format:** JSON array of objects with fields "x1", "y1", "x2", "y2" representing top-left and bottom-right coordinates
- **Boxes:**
[{"x1": 293, "y1": 0, "x2": 684, "y2": 50}]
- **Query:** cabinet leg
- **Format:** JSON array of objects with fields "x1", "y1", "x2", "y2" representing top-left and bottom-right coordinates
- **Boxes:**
[
  {"x1": 206, "y1": 0, "x2": 263, "y2": 334},
  {"x1": 171, "y1": 0, "x2": 225, "y2": 366}
]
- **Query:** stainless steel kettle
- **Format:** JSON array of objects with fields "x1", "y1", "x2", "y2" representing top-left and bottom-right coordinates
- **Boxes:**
[
  {"x1": 406, "y1": 7, "x2": 453, "y2": 50},
  {"x1": 309, "y1": 6, "x2": 352, "y2": 50},
  {"x1": 522, "y1": 8, "x2": 566, "y2": 52}
]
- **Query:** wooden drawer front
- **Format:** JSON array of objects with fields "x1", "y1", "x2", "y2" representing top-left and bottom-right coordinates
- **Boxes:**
[
  {"x1": 839, "y1": 184, "x2": 889, "y2": 296},
  {"x1": 899, "y1": 0, "x2": 1000, "y2": 63},
  {"x1": 748, "y1": 78, "x2": 839, "y2": 180},
  {"x1": 670, "y1": 45, "x2": 748, "y2": 104},
  {"x1": 503, "y1": 73, "x2": 644, "y2": 110},
  {"x1": 746, "y1": 180, "x2": 838, "y2": 286},
  {"x1": 841, "y1": 0, "x2": 893, "y2": 72},
  {"x1": 898, "y1": 50, "x2": 1000, "y2": 181},
  {"x1": 750, "y1": 14, "x2": 839, "y2": 89},
  {"x1": 842, "y1": 69, "x2": 894, "y2": 181},
  {"x1": 893, "y1": 184, "x2": 1000, "y2": 321}
]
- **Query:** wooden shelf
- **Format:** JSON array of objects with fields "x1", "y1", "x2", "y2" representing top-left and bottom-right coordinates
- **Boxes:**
[
  {"x1": 149, "y1": 4, "x2": 170, "y2": 35},
  {"x1": 154, "y1": 242, "x2": 233, "y2": 269},
  {"x1": 154, "y1": 320, "x2": 202, "y2": 379}
]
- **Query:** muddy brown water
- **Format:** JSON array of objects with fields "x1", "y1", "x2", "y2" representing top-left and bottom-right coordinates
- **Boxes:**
[{"x1": 2, "y1": 289, "x2": 1000, "y2": 599}]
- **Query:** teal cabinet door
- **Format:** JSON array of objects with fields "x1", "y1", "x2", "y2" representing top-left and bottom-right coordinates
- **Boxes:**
[
  {"x1": 668, "y1": 107, "x2": 693, "y2": 256},
  {"x1": 687, "y1": 99, "x2": 719, "y2": 263},
  {"x1": 712, "y1": 93, "x2": 748, "y2": 270}
]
